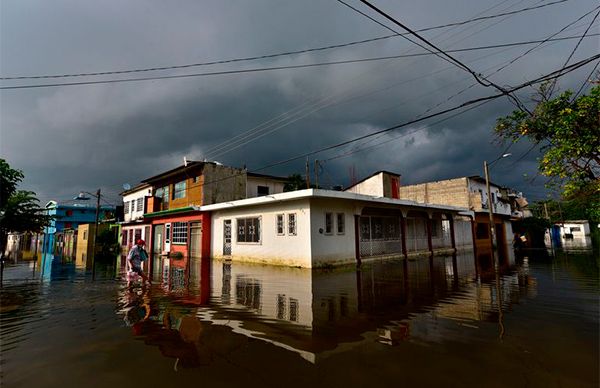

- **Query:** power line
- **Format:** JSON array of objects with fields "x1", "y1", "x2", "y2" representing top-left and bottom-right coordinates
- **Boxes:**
[
  {"x1": 203, "y1": 1, "x2": 538, "y2": 160},
  {"x1": 36, "y1": 53, "x2": 596, "y2": 202},
  {"x1": 353, "y1": 0, "x2": 529, "y2": 112},
  {"x1": 249, "y1": 53, "x2": 600, "y2": 173},
  {"x1": 573, "y1": 60, "x2": 600, "y2": 99},
  {"x1": 0, "y1": 0, "x2": 568, "y2": 81},
  {"x1": 548, "y1": 9, "x2": 600, "y2": 96},
  {"x1": 2, "y1": 33, "x2": 596, "y2": 92}
]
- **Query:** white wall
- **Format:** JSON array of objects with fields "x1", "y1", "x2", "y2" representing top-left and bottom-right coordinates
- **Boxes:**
[
  {"x1": 123, "y1": 187, "x2": 152, "y2": 222},
  {"x1": 309, "y1": 198, "x2": 357, "y2": 266},
  {"x1": 246, "y1": 176, "x2": 285, "y2": 198},
  {"x1": 345, "y1": 173, "x2": 384, "y2": 197},
  {"x1": 467, "y1": 179, "x2": 511, "y2": 216},
  {"x1": 211, "y1": 198, "x2": 313, "y2": 267}
]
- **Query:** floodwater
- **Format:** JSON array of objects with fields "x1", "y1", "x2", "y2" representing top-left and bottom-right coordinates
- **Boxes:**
[{"x1": 1, "y1": 249, "x2": 598, "y2": 388}]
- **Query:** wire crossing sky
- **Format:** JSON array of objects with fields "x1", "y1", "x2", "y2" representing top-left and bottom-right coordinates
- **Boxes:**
[{"x1": 1, "y1": 0, "x2": 598, "y2": 204}]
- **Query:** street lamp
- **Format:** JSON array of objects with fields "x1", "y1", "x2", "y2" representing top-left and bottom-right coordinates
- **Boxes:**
[
  {"x1": 483, "y1": 153, "x2": 511, "y2": 253},
  {"x1": 74, "y1": 189, "x2": 101, "y2": 280}
]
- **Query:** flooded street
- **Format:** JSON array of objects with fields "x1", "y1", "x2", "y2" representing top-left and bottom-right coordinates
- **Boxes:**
[{"x1": 1, "y1": 250, "x2": 598, "y2": 388}]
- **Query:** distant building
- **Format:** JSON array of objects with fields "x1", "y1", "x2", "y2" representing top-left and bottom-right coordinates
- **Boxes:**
[
  {"x1": 398, "y1": 176, "x2": 528, "y2": 257},
  {"x1": 44, "y1": 200, "x2": 115, "y2": 254}
]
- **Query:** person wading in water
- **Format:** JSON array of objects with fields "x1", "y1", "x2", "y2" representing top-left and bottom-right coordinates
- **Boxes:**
[{"x1": 127, "y1": 239, "x2": 150, "y2": 286}]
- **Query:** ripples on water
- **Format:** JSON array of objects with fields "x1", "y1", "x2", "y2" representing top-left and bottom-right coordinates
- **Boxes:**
[{"x1": 1, "y1": 250, "x2": 598, "y2": 387}]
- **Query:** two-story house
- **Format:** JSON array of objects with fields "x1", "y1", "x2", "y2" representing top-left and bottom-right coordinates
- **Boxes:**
[{"x1": 137, "y1": 161, "x2": 286, "y2": 271}]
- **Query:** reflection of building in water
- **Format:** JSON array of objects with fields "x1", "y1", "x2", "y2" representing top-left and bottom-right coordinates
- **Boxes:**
[
  {"x1": 135, "y1": 250, "x2": 529, "y2": 365},
  {"x1": 204, "y1": 250, "x2": 528, "y2": 362}
]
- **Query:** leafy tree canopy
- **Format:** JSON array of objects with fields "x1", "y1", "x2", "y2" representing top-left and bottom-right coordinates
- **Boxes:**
[
  {"x1": 0, "y1": 159, "x2": 52, "y2": 240},
  {"x1": 495, "y1": 82, "x2": 599, "y2": 215}
]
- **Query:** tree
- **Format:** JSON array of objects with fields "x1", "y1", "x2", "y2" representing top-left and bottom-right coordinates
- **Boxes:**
[
  {"x1": 494, "y1": 82, "x2": 599, "y2": 217},
  {"x1": 0, "y1": 159, "x2": 52, "y2": 254},
  {"x1": 284, "y1": 174, "x2": 309, "y2": 191}
]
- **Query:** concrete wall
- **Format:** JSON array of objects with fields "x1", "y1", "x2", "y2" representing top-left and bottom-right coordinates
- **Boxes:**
[
  {"x1": 309, "y1": 198, "x2": 358, "y2": 266},
  {"x1": 202, "y1": 164, "x2": 247, "y2": 205},
  {"x1": 246, "y1": 176, "x2": 285, "y2": 198},
  {"x1": 345, "y1": 173, "x2": 384, "y2": 197},
  {"x1": 400, "y1": 178, "x2": 470, "y2": 208},
  {"x1": 211, "y1": 198, "x2": 313, "y2": 267}
]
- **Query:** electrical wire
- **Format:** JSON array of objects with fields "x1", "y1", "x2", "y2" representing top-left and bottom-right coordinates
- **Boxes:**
[
  {"x1": 203, "y1": 33, "x2": 598, "y2": 159},
  {"x1": 0, "y1": 0, "x2": 569, "y2": 82}
]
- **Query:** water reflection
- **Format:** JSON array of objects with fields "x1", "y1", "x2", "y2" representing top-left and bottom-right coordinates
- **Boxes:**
[
  {"x1": 125, "y1": 250, "x2": 531, "y2": 363},
  {"x1": 2, "y1": 247, "x2": 598, "y2": 387}
]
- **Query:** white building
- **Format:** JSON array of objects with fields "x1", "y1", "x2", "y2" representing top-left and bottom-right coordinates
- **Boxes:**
[
  {"x1": 202, "y1": 189, "x2": 475, "y2": 268},
  {"x1": 120, "y1": 183, "x2": 152, "y2": 250}
]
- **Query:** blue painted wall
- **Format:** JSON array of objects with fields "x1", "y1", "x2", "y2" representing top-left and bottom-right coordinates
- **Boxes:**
[{"x1": 45, "y1": 203, "x2": 116, "y2": 234}]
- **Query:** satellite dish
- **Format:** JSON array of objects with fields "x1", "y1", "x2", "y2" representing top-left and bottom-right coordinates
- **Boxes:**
[{"x1": 122, "y1": 183, "x2": 131, "y2": 191}]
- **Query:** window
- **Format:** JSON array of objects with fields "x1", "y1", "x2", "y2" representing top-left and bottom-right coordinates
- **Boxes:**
[
  {"x1": 194, "y1": 176, "x2": 201, "y2": 183},
  {"x1": 288, "y1": 213, "x2": 297, "y2": 235},
  {"x1": 66, "y1": 209, "x2": 73, "y2": 216},
  {"x1": 237, "y1": 217, "x2": 261, "y2": 243},
  {"x1": 155, "y1": 186, "x2": 169, "y2": 203},
  {"x1": 136, "y1": 197, "x2": 144, "y2": 212},
  {"x1": 124, "y1": 201, "x2": 129, "y2": 214},
  {"x1": 172, "y1": 222, "x2": 188, "y2": 244},
  {"x1": 325, "y1": 213, "x2": 333, "y2": 235},
  {"x1": 276, "y1": 214, "x2": 284, "y2": 235},
  {"x1": 570, "y1": 227, "x2": 581, "y2": 232},
  {"x1": 173, "y1": 180, "x2": 186, "y2": 200},
  {"x1": 257, "y1": 185, "x2": 269, "y2": 196},
  {"x1": 83, "y1": 230, "x2": 88, "y2": 241},
  {"x1": 337, "y1": 213, "x2": 345, "y2": 234}
]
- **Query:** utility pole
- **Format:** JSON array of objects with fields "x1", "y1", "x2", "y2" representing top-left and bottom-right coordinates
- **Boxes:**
[
  {"x1": 314, "y1": 160, "x2": 319, "y2": 189},
  {"x1": 305, "y1": 158, "x2": 310, "y2": 189},
  {"x1": 92, "y1": 188, "x2": 101, "y2": 280},
  {"x1": 484, "y1": 160, "x2": 496, "y2": 252}
]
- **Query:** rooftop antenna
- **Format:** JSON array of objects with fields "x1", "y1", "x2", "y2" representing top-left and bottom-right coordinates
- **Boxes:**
[{"x1": 183, "y1": 156, "x2": 188, "y2": 167}]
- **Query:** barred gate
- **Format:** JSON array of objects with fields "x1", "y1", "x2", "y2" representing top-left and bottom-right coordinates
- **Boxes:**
[{"x1": 359, "y1": 216, "x2": 403, "y2": 258}]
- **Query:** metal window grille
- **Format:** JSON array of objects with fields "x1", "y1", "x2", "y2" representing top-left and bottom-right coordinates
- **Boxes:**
[
  {"x1": 337, "y1": 213, "x2": 345, "y2": 234},
  {"x1": 288, "y1": 213, "x2": 297, "y2": 235},
  {"x1": 237, "y1": 217, "x2": 260, "y2": 243},
  {"x1": 325, "y1": 213, "x2": 333, "y2": 234},
  {"x1": 276, "y1": 214, "x2": 284, "y2": 235},
  {"x1": 172, "y1": 222, "x2": 188, "y2": 244}
]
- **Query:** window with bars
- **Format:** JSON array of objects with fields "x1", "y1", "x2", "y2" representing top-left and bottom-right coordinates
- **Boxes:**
[
  {"x1": 276, "y1": 214, "x2": 284, "y2": 235},
  {"x1": 124, "y1": 201, "x2": 129, "y2": 214},
  {"x1": 325, "y1": 213, "x2": 333, "y2": 235},
  {"x1": 237, "y1": 217, "x2": 260, "y2": 243},
  {"x1": 337, "y1": 213, "x2": 345, "y2": 234},
  {"x1": 173, "y1": 180, "x2": 186, "y2": 200},
  {"x1": 288, "y1": 213, "x2": 297, "y2": 236},
  {"x1": 172, "y1": 222, "x2": 188, "y2": 244},
  {"x1": 136, "y1": 197, "x2": 144, "y2": 212}
]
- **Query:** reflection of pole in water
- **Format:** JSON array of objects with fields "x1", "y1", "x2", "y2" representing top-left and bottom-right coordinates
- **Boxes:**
[{"x1": 493, "y1": 249, "x2": 505, "y2": 340}]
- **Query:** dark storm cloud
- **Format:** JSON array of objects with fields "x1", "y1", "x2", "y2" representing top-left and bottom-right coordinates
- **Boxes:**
[{"x1": 1, "y1": 0, "x2": 598, "y2": 204}]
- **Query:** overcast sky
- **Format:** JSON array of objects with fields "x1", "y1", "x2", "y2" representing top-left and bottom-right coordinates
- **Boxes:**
[{"x1": 1, "y1": 0, "x2": 598, "y2": 206}]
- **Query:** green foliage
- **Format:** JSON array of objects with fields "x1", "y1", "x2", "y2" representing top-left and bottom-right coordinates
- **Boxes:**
[
  {"x1": 495, "y1": 83, "x2": 599, "y2": 202},
  {"x1": 0, "y1": 160, "x2": 52, "y2": 252},
  {"x1": 0, "y1": 159, "x2": 24, "y2": 209},
  {"x1": 513, "y1": 217, "x2": 551, "y2": 249},
  {"x1": 95, "y1": 228, "x2": 121, "y2": 258},
  {"x1": 284, "y1": 173, "x2": 308, "y2": 191}
]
